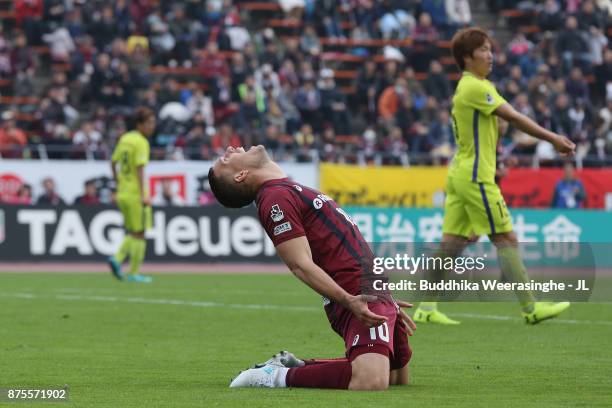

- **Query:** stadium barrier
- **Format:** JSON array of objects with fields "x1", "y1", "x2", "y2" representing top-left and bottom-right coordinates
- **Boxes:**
[
  {"x1": 0, "y1": 204, "x2": 277, "y2": 263},
  {"x1": 345, "y1": 207, "x2": 612, "y2": 243},
  {"x1": 0, "y1": 160, "x2": 319, "y2": 205},
  {"x1": 0, "y1": 204, "x2": 610, "y2": 263},
  {"x1": 323, "y1": 164, "x2": 612, "y2": 209}
]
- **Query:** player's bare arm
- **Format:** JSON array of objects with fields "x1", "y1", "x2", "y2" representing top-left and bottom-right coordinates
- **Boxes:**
[
  {"x1": 276, "y1": 236, "x2": 388, "y2": 328},
  {"x1": 494, "y1": 103, "x2": 576, "y2": 156}
]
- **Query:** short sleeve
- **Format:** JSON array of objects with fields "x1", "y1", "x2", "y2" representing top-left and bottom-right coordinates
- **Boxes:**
[
  {"x1": 463, "y1": 80, "x2": 507, "y2": 116},
  {"x1": 135, "y1": 139, "x2": 150, "y2": 167},
  {"x1": 258, "y1": 188, "x2": 306, "y2": 246}
]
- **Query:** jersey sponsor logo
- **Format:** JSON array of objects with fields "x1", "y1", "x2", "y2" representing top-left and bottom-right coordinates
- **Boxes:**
[
  {"x1": 486, "y1": 93, "x2": 494, "y2": 105},
  {"x1": 293, "y1": 185, "x2": 303, "y2": 192},
  {"x1": 270, "y1": 204, "x2": 284, "y2": 222},
  {"x1": 273, "y1": 221, "x2": 292, "y2": 236}
]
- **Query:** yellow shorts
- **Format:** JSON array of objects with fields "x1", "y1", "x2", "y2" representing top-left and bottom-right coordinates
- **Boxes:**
[
  {"x1": 442, "y1": 177, "x2": 513, "y2": 237},
  {"x1": 116, "y1": 195, "x2": 152, "y2": 233}
]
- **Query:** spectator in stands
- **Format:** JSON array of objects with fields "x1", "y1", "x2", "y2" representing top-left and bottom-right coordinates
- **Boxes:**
[
  {"x1": 294, "y1": 76, "x2": 321, "y2": 129},
  {"x1": 593, "y1": 49, "x2": 612, "y2": 105},
  {"x1": 90, "y1": 5, "x2": 118, "y2": 50},
  {"x1": 230, "y1": 53, "x2": 250, "y2": 91},
  {"x1": 551, "y1": 162, "x2": 587, "y2": 208},
  {"x1": 412, "y1": 12, "x2": 440, "y2": 72},
  {"x1": 299, "y1": 24, "x2": 321, "y2": 57},
  {"x1": 445, "y1": 0, "x2": 472, "y2": 29},
  {"x1": 586, "y1": 26, "x2": 608, "y2": 68},
  {"x1": 423, "y1": 60, "x2": 451, "y2": 103},
  {"x1": 596, "y1": 99, "x2": 612, "y2": 142},
  {"x1": 153, "y1": 178, "x2": 185, "y2": 206},
  {"x1": 427, "y1": 109, "x2": 455, "y2": 160},
  {"x1": 185, "y1": 124, "x2": 212, "y2": 160},
  {"x1": 421, "y1": 0, "x2": 448, "y2": 35},
  {"x1": 0, "y1": 111, "x2": 27, "y2": 158},
  {"x1": 528, "y1": 64, "x2": 555, "y2": 103},
  {"x1": 74, "y1": 180, "x2": 100, "y2": 205},
  {"x1": 537, "y1": 0, "x2": 564, "y2": 32},
  {"x1": 4, "y1": 183, "x2": 33, "y2": 205},
  {"x1": 319, "y1": 125, "x2": 339, "y2": 162},
  {"x1": 37, "y1": 177, "x2": 65, "y2": 205},
  {"x1": 379, "y1": 8, "x2": 415, "y2": 40},
  {"x1": 555, "y1": 16, "x2": 590, "y2": 73},
  {"x1": 279, "y1": 0, "x2": 306, "y2": 20},
  {"x1": 15, "y1": 0, "x2": 43, "y2": 45},
  {"x1": 552, "y1": 93, "x2": 573, "y2": 138},
  {"x1": 578, "y1": 0, "x2": 606, "y2": 31},
  {"x1": 265, "y1": 87, "x2": 287, "y2": 134},
  {"x1": 198, "y1": 42, "x2": 229, "y2": 86},
  {"x1": 565, "y1": 67, "x2": 590, "y2": 101},
  {"x1": 355, "y1": 60, "x2": 380, "y2": 122},
  {"x1": 0, "y1": 27, "x2": 9, "y2": 78},
  {"x1": 276, "y1": 83, "x2": 301, "y2": 135},
  {"x1": 568, "y1": 98, "x2": 592, "y2": 145},
  {"x1": 186, "y1": 88, "x2": 214, "y2": 126},
  {"x1": 382, "y1": 126, "x2": 408, "y2": 165},
  {"x1": 255, "y1": 64, "x2": 281, "y2": 97},
  {"x1": 513, "y1": 93, "x2": 535, "y2": 119},
  {"x1": 294, "y1": 123, "x2": 316, "y2": 162},
  {"x1": 73, "y1": 120, "x2": 103, "y2": 158},
  {"x1": 10, "y1": 31, "x2": 36, "y2": 76},
  {"x1": 319, "y1": 68, "x2": 352, "y2": 135},
  {"x1": 167, "y1": 4, "x2": 194, "y2": 64},
  {"x1": 211, "y1": 123, "x2": 241, "y2": 154},
  {"x1": 378, "y1": 78, "x2": 407, "y2": 128}
]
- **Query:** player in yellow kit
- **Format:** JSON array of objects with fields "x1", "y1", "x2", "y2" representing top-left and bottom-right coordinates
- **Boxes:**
[
  {"x1": 413, "y1": 27, "x2": 576, "y2": 325},
  {"x1": 108, "y1": 107, "x2": 156, "y2": 283}
]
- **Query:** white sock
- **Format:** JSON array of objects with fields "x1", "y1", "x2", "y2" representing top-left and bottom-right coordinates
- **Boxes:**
[{"x1": 275, "y1": 367, "x2": 289, "y2": 388}]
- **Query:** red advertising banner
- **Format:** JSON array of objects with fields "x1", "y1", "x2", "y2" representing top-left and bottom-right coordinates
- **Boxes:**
[{"x1": 500, "y1": 168, "x2": 612, "y2": 209}]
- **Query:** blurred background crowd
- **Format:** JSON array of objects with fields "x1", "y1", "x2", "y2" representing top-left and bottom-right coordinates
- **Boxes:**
[{"x1": 0, "y1": 0, "x2": 610, "y2": 166}]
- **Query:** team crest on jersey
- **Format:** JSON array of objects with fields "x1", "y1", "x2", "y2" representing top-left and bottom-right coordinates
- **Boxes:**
[
  {"x1": 270, "y1": 204, "x2": 284, "y2": 222},
  {"x1": 274, "y1": 222, "x2": 292, "y2": 236},
  {"x1": 486, "y1": 93, "x2": 494, "y2": 105},
  {"x1": 293, "y1": 185, "x2": 303, "y2": 192},
  {"x1": 312, "y1": 194, "x2": 332, "y2": 210}
]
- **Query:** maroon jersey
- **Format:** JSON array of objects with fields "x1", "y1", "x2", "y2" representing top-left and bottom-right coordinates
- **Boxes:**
[{"x1": 256, "y1": 178, "x2": 375, "y2": 298}]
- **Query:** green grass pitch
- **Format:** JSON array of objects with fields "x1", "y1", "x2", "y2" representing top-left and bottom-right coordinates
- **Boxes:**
[{"x1": 1, "y1": 272, "x2": 611, "y2": 407}]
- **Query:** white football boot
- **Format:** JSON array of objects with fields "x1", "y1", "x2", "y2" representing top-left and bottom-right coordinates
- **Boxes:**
[{"x1": 229, "y1": 362, "x2": 288, "y2": 388}]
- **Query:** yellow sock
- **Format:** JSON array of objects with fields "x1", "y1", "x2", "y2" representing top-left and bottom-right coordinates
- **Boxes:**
[
  {"x1": 129, "y1": 238, "x2": 146, "y2": 275},
  {"x1": 115, "y1": 236, "x2": 132, "y2": 264},
  {"x1": 497, "y1": 246, "x2": 536, "y2": 312}
]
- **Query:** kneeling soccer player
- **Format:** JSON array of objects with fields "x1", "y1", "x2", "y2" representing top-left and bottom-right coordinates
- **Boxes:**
[{"x1": 209, "y1": 145, "x2": 416, "y2": 390}]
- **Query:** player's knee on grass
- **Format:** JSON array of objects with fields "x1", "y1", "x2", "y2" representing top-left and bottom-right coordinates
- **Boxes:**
[{"x1": 348, "y1": 349, "x2": 390, "y2": 391}]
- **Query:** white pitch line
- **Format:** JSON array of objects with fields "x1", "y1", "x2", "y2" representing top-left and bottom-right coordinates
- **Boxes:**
[
  {"x1": 3, "y1": 291, "x2": 612, "y2": 326},
  {"x1": 0, "y1": 292, "x2": 320, "y2": 313}
]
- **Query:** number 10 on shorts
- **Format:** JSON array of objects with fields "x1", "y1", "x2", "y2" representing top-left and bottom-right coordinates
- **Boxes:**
[{"x1": 369, "y1": 322, "x2": 390, "y2": 342}]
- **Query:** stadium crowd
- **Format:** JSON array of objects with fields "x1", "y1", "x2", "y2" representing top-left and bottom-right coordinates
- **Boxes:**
[{"x1": 0, "y1": 0, "x2": 610, "y2": 166}]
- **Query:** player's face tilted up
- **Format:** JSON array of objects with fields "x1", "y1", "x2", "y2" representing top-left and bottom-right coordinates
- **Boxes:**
[{"x1": 209, "y1": 145, "x2": 416, "y2": 390}]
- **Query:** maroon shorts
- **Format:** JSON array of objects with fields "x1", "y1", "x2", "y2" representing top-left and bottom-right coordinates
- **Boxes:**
[{"x1": 326, "y1": 301, "x2": 412, "y2": 370}]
